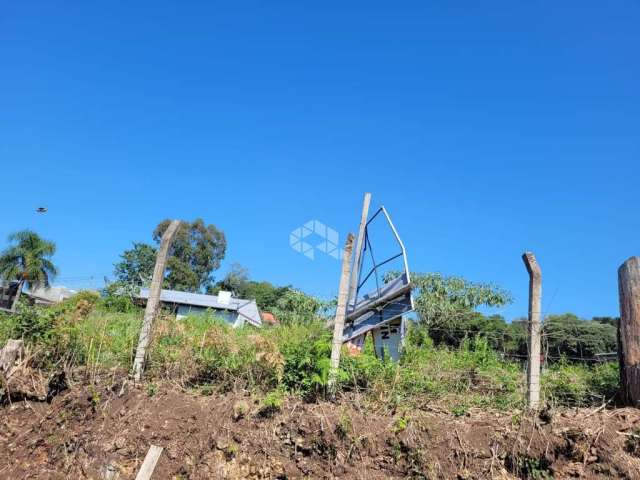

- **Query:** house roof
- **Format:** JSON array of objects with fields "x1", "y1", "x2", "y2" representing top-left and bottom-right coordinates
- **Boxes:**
[
  {"x1": 137, "y1": 288, "x2": 262, "y2": 327},
  {"x1": 27, "y1": 285, "x2": 78, "y2": 304}
]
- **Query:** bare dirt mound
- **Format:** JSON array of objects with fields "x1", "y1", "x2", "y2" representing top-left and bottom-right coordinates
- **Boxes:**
[{"x1": 2, "y1": 380, "x2": 640, "y2": 479}]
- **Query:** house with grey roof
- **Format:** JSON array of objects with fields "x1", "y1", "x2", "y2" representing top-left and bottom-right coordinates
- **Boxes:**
[
  {"x1": 136, "y1": 288, "x2": 262, "y2": 328},
  {"x1": 27, "y1": 285, "x2": 78, "y2": 305}
]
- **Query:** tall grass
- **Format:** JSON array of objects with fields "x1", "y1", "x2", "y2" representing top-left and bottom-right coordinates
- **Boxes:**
[{"x1": 0, "y1": 293, "x2": 620, "y2": 409}]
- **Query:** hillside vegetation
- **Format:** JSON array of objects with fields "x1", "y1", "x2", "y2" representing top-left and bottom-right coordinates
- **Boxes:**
[{"x1": 0, "y1": 291, "x2": 618, "y2": 411}]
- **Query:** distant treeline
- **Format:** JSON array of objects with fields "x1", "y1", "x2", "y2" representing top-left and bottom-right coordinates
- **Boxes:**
[{"x1": 425, "y1": 313, "x2": 618, "y2": 362}]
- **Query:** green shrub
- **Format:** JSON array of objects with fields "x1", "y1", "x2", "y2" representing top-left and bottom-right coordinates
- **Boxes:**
[
  {"x1": 394, "y1": 335, "x2": 523, "y2": 409},
  {"x1": 147, "y1": 314, "x2": 284, "y2": 390},
  {"x1": 542, "y1": 360, "x2": 591, "y2": 406},
  {"x1": 260, "y1": 389, "x2": 284, "y2": 416},
  {"x1": 542, "y1": 360, "x2": 619, "y2": 407},
  {"x1": 267, "y1": 321, "x2": 332, "y2": 398},
  {"x1": 589, "y1": 361, "x2": 619, "y2": 401}
]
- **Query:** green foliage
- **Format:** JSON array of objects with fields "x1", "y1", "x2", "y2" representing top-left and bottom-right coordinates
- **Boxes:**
[
  {"x1": 100, "y1": 283, "x2": 139, "y2": 313},
  {"x1": 154, "y1": 218, "x2": 226, "y2": 292},
  {"x1": 88, "y1": 384, "x2": 101, "y2": 411},
  {"x1": 543, "y1": 313, "x2": 617, "y2": 360},
  {"x1": 394, "y1": 416, "x2": 409, "y2": 432},
  {"x1": 113, "y1": 242, "x2": 156, "y2": 287},
  {"x1": 3, "y1": 301, "x2": 58, "y2": 343},
  {"x1": 508, "y1": 455, "x2": 552, "y2": 479},
  {"x1": 397, "y1": 334, "x2": 524, "y2": 409},
  {"x1": 148, "y1": 315, "x2": 284, "y2": 391},
  {"x1": 113, "y1": 219, "x2": 227, "y2": 293},
  {"x1": 590, "y1": 361, "x2": 620, "y2": 400},
  {"x1": 450, "y1": 404, "x2": 469, "y2": 417},
  {"x1": 0, "y1": 292, "x2": 140, "y2": 369},
  {"x1": 410, "y1": 272, "x2": 512, "y2": 329},
  {"x1": 147, "y1": 383, "x2": 158, "y2": 397},
  {"x1": 542, "y1": 360, "x2": 619, "y2": 406},
  {"x1": 210, "y1": 262, "x2": 250, "y2": 296},
  {"x1": 0, "y1": 230, "x2": 58, "y2": 289},
  {"x1": 271, "y1": 289, "x2": 329, "y2": 325},
  {"x1": 0, "y1": 290, "x2": 620, "y2": 412},
  {"x1": 209, "y1": 263, "x2": 294, "y2": 312},
  {"x1": 405, "y1": 272, "x2": 515, "y2": 353},
  {"x1": 260, "y1": 389, "x2": 284, "y2": 416},
  {"x1": 269, "y1": 321, "x2": 333, "y2": 396}
]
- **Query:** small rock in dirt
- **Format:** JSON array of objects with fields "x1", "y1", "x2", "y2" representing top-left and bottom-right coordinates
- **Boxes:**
[{"x1": 216, "y1": 438, "x2": 229, "y2": 450}]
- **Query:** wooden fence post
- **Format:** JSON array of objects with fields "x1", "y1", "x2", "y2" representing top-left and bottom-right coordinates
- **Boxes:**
[
  {"x1": 522, "y1": 252, "x2": 542, "y2": 409},
  {"x1": 328, "y1": 233, "x2": 355, "y2": 397},
  {"x1": 10, "y1": 281, "x2": 23, "y2": 313},
  {"x1": 618, "y1": 256, "x2": 640, "y2": 406},
  {"x1": 132, "y1": 220, "x2": 180, "y2": 382},
  {"x1": 348, "y1": 192, "x2": 371, "y2": 309}
]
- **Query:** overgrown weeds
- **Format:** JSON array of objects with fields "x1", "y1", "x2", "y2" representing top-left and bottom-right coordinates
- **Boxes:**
[{"x1": 0, "y1": 292, "x2": 620, "y2": 410}]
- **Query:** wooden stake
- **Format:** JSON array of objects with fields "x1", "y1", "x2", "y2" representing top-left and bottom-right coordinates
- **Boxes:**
[
  {"x1": 328, "y1": 233, "x2": 355, "y2": 397},
  {"x1": 348, "y1": 193, "x2": 371, "y2": 309},
  {"x1": 522, "y1": 252, "x2": 542, "y2": 409},
  {"x1": 618, "y1": 256, "x2": 640, "y2": 406},
  {"x1": 132, "y1": 220, "x2": 180, "y2": 382},
  {"x1": 0, "y1": 339, "x2": 23, "y2": 373},
  {"x1": 135, "y1": 445, "x2": 163, "y2": 480},
  {"x1": 9, "y1": 281, "x2": 23, "y2": 313}
]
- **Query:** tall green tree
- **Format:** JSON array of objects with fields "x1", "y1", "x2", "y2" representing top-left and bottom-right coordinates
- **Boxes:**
[
  {"x1": 410, "y1": 272, "x2": 512, "y2": 328},
  {"x1": 211, "y1": 262, "x2": 250, "y2": 296},
  {"x1": 543, "y1": 313, "x2": 617, "y2": 359},
  {"x1": 113, "y1": 242, "x2": 157, "y2": 286},
  {"x1": 154, "y1": 218, "x2": 226, "y2": 292},
  {"x1": 210, "y1": 263, "x2": 302, "y2": 313},
  {"x1": 0, "y1": 230, "x2": 58, "y2": 292},
  {"x1": 113, "y1": 218, "x2": 227, "y2": 292}
]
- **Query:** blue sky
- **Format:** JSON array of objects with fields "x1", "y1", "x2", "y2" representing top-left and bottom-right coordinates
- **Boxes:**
[{"x1": 1, "y1": 1, "x2": 638, "y2": 320}]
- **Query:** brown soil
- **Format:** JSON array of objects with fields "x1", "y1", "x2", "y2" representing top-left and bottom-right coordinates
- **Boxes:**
[{"x1": 2, "y1": 378, "x2": 640, "y2": 479}]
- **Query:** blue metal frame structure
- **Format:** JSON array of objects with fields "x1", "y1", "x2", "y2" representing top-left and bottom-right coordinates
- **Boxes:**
[{"x1": 342, "y1": 205, "x2": 414, "y2": 344}]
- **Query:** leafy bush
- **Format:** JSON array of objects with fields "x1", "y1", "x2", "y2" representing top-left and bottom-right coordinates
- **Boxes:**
[
  {"x1": 542, "y1": 360, "x2": 619, "y2": 406},
  {"x1": 147, "y1": 314, "x2": 284, "y2": 391},
  {"x1": 267, "y1": 321, "x2": 333, "y2": 398},
  {"x1": 260, "y1": 389, "x2": 285, "y2": 416},
  {"x1": 542, "y1": 360, "x2": 591, "y2": 406},
  {"x1": 100, "y1": 283, "x2": 139, "y2": 313},
  {"x1": 589, "y1": 361, "x2": 619, "y2": 400}
]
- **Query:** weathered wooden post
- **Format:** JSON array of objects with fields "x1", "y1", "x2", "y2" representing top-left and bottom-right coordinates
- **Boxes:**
[
  {"x1": 348, "y1": 192, "x2": 371, "y2": 309},
  {"x1": 618, "y1": 256, "x2": 640, "y2": 406},
  {"x1": 328, "y1": 233, "x2": 355, "y2": 397},
  {"x1": 132, "y1": 220, "x2": 180, "y2": 382},
  {"x1": 522, "y1": 252, "x2": 542, "y2": 409},
  {"x1": 9, "y1": 281, "x2": 23, "y2": 313}
]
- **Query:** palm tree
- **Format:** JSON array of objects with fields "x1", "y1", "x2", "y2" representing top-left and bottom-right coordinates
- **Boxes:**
[{"x1": 0, "y1": 231, "x2": 58, "y2": 305}]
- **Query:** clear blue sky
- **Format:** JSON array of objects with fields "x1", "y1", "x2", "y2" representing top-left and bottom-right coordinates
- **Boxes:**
[{"x1": 1, "y1": 1, "x2": 639, "y2": 320}]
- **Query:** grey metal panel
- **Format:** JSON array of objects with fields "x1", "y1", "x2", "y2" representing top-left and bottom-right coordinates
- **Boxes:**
[
  {"x1": 346, "y1": 273, "x2": 409, "y2": 320},
  {"x1": 138, "y1": 288, "x2": 241, "y2": 310},
  {"x1": 342, "y1": 290, "x2": 412, "y2": 342},
  {"x1": 137, "y1": 288, "x2": 262, "y2": 327}
]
